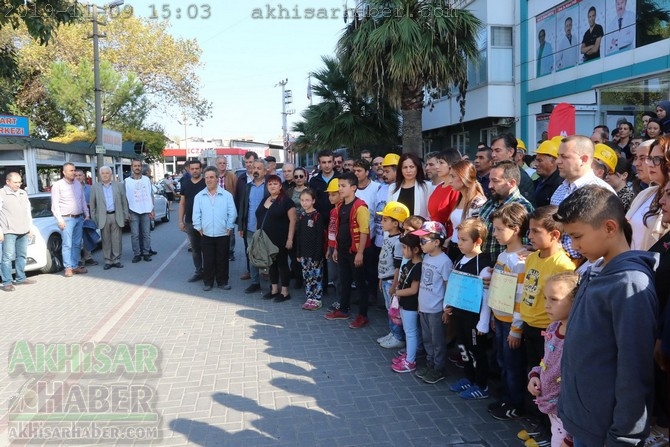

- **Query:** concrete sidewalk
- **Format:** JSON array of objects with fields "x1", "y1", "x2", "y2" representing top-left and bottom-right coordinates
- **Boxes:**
[{"x1": 0, "y1": 221, "x2": 526, "y2": 446}]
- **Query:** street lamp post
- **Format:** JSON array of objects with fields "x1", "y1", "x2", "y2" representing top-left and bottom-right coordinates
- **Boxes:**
[{"x1": 90, "y1": 0, "x2": 124, "y2": 180}]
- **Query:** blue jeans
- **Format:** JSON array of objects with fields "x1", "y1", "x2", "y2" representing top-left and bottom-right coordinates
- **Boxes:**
[
  {"x1": 400, "y1": 308, "x2": 419, "y2": 363},
  {"x1": 494, "y1": 318, "x2": 527, "y2": 408},
  {"x1": 1, "y1": 232, "x2": 29, "y2": 285},
  {"x1": 129, "y1": 211, "x2": 151, "y2": 257},
  {"x1": 62, "y1": 216, "x2": 83, "y2": 269},
  {"x1": 381, "y1": 279, "x2": 405, "y2": 341},
  {"x1": 245, "y1": 231, "x2": 260, "y2": 285}
]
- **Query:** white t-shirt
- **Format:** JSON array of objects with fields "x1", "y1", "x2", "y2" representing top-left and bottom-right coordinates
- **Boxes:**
[
  {"x1": 356, "y1": 181, "x2": 380, "y2": 239},
  {"x1": 450, "y1": 207, "x2": 464, "y2": 243},
  {"x1": 125, "y1": 176, "x2": 154, "y2": 214}
]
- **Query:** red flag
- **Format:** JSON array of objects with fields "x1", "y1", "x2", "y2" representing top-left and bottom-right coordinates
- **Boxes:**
[{"x1": 547, "y1": 103, "x2": 575, "y2": 138}]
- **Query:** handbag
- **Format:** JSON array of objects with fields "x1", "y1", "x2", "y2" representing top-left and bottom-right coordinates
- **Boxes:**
[
  {"x1": 389, "y1": 296, "x2": 402, "y2": 326},
  {"x1": 247, "y1": 204, "x2": 279, "y2": 271}
]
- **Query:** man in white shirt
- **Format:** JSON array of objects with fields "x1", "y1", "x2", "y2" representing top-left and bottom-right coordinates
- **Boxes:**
[
  {"x1": 125, "y1": 159, "x2": 154, "y2": 263},
  {"x1": 556, "y1": 16, "x2": 580, "y2": 70},
  {"x1": 606, "y1": 0, "x2": 635, "y2": 55}
]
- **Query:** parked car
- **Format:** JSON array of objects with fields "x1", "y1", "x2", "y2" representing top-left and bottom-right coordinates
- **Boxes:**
[
  {"x1": 27, "y1": 193, "x2": 63, "y2": 273},
  {"x1": 150, "y1": 183, "x2": 170, "y2": 230}
]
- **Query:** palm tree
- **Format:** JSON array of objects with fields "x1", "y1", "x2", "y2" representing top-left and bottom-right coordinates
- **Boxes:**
[
  {"x1": 292, "y1": 55, "x2": 399, "y2": 155},
  {"x1": 337, "y1": 0, "x2": 481, "y2": 157}
]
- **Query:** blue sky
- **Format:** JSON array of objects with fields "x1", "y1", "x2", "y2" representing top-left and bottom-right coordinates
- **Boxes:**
[{"x1": 125, "y1": 1, "x2": 349, "y2": 144}]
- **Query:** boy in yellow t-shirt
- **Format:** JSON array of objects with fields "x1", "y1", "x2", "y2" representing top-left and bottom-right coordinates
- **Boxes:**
[{"x1": 521, "y1": 205, "x2": 574, "y2": 372}]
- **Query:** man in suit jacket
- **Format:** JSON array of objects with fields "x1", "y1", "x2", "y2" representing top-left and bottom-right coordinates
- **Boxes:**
[{"x1": 90, "y1": 166, "x2": 129, "y2": 269}]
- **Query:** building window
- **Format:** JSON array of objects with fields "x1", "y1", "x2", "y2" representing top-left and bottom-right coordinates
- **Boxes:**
[
  {"x1": 467, "y1": 29, "x2": 488, "y2": 88},
  {"x1": 490, "y1": 26, "x2": 513, "y2": 83},
  {"x1": 479, "y1": 128, "x2": 497, "y2": 147},
  {"x1": 451, "y1": 132, "x2": 470, "y2": 154}
]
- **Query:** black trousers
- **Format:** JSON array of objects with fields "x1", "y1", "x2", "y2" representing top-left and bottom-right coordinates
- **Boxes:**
[
  {"x1": 185, "y1": 222, "x2": 203, "y2": 275},
  {"x1": 454, "y1": 309, "x2": 489, "y2": 389},
  {"x1": 201, "y1": 235, "x2": 230, "y2": 286},
  {"x1": 269, "y1": 246, "x2": 291, "y2": 287},
  {"x1": 337, "y1": 249, "x2": 368, "y2": 317}
]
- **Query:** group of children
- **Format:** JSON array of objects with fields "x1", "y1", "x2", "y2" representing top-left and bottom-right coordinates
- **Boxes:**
[{"x1": 291, "y1": 172, "x2": 659, "y2": 447}]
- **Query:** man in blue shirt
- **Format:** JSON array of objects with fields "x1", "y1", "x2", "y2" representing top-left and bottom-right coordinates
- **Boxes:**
[{"x1": 193, "y1": 166, "x2": 237, "y2": 291}]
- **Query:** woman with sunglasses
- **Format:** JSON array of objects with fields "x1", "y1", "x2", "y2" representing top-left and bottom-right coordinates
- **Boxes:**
[
  {"x1": 627, "y1": 137, "x2": 670, "y2": 250},
  {"x1": 286, "y1": 167, "x2": 309, "y2": 288}
]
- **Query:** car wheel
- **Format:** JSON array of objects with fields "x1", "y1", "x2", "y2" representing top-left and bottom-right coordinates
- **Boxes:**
[
  {"x1": 41, "y1": 234, "x2": 64, "y2": 273},
  {"x1": 161, "y1": 205, "x2": 170, "y2": 222}
]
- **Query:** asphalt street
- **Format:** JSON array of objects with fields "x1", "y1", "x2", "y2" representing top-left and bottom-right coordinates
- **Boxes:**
[{"x1": 0, "y1": 214, "x2": 528, "y2": 446}]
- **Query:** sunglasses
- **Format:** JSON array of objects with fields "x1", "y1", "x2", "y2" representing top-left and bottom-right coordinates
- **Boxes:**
[{"x1": 294, "y1": 175, "x2": 305, "y2": 179}]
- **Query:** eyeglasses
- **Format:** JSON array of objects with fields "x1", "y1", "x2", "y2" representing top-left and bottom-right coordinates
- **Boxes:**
[
  {"x1": 420, "y1": 238, "x2": 435, "y2": 245},
  {"x1": 294, "y1": 175, "x2": 305, "y2": 179},
  {"x1": 645, "y1": 156, "x2": 665, "y2": 167}
]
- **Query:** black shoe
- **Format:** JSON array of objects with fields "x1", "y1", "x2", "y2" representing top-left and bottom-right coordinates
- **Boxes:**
[
  {"x1": 187, "y1": 274, "x2": 202, "y2": 283},
  {"x1": 263, "y1": 291, "x2": 280, "y2": 299},
  {"x1": 113, "y1": 263, "x2": 124, "y2": 268},
  {"x1": 489, "y1": 402, "x2": 523, "y2": 421},
  {"x1": 203, "y1": 285, "x2": 213, "y2": 291},
  {"x1": 218, "y1": 283, "x2": 232, "y2": 290},
  {"x1": 131, "y1": 255, "x2": 142, "y2": 263},
  {"x1": 103, "y1": 264, "x2": 113, "y2": 270},
  {"x1": 244, "y1": 283, "x2": 261, "y2": 293},
  {"x1": 149, "y1": 249, "x2": 158, "y2": 255},
  {"x1": 274, "y1": 294, "x2": 291, "y2": 302},
  {"x1": 84, "y1": 259, "x2": 99, "y2": 266},
  {"x1": 143, "y1": 255, "x2": 152, "y2": 262}
]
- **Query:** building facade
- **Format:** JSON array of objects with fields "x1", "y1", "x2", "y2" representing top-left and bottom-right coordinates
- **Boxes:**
[{"x1": 422, "y1": 0, "x2": 670, "y2": 155}]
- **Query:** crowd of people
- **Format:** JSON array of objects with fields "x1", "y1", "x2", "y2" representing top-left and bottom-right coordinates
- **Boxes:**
[{"x1": 2, "y1": 109, "x2": 670, "y2": 446}]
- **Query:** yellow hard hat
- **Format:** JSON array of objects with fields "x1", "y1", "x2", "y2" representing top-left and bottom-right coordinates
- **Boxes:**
[
  {"x1": 376, "y1": 201, "x2": 410, "y2": 223},
  {"x1": 382, "y1": 153, "x2": 400, "y2": 166},
  {"x1": 535, "y1": 140, "x2": 559, "y2": 158},
  {"x1": 551, "y1": 135, "x2": 564, "y2": 145},
  {"x1": 593, "y1": 143, "x2": 618, "y2": 174},
  {"x1": 516, "y1": 138, "x2": 527, "y2": 151},
  {"x1": 325, "y1": 178, "x2": 339, "y2": 193}
]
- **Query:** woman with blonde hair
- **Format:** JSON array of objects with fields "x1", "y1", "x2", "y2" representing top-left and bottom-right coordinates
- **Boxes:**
[{"x1": 446, "y1": 160, "x2": 487, "y2": 263}]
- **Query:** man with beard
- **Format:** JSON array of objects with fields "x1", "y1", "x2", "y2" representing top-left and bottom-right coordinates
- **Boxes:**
[
  {"x1": 125, "y1": 159, "x2": 154, "y2": 264},
  {"x1": 237, "y1": 159, "x2": 270, "y2": 293},
  {"x1": 179, "y1": 160, "x2": 206, "y2": 281},
  {"x1": 490, "y1": 133, "x2": 536, "y2": 204},
  {"x1": 478, "y1": 160, "x2": 534, "y2": 261}
]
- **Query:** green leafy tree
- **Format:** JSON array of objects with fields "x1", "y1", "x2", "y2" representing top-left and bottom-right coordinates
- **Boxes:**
[
  {"x1": 337, "y1": 0, "x2": 481, "y2": 156},
  {"x1": 48, "y1": 59, "x2": 145, "y2": 131},
  {"x1": 292, "y1": 56, "x2": 399, "y2": 155},
  {"x1": 0, "y1": 0, "x2": 79, "y2": 81}
]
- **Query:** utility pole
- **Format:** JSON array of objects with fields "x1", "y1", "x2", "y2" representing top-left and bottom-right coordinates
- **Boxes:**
[
  {"x1": 276, "y1": 79, "x2": 294, "y2": 163},
  {"x1": 89, "y1": 0, "x2": 124, "y2": 181}
]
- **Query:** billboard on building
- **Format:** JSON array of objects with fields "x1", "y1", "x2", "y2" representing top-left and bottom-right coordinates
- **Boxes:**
[{"x1": 533, "y1": 0, "x2": 651, "y2": 77}]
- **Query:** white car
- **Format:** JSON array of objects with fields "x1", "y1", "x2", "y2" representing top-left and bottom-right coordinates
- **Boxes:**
[
  {"x1": 150, "y1": 183, "x2": 170, "y2": 230},
  {"x1": 27, "y1": 193, "x2": 62, "y2": 273}
]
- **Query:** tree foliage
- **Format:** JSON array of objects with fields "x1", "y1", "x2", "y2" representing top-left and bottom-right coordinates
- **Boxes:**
[
  {"x1": 292, "y1": 56, "x2": 399, "y2": 155},
  {"x1": 337, "y1": 0, "x2": 481, "y2": 156},
  {"x1": 0, "y1": 0, "x2": 79, "y2": 80}
]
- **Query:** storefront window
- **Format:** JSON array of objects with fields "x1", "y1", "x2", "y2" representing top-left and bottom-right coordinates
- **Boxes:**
[{"x1": 598, "y1": 73, "x2": 670, "y2": 135}]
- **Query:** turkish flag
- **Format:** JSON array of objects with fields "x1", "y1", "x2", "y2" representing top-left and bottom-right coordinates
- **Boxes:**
[{"x1": 547, "y1": 103, "x2": 576, "y2": 138}]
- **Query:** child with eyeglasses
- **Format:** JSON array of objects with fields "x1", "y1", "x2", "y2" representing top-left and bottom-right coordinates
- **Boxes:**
[{"x1": 410, "y1": 221, "x2": 453, "y2": 384}]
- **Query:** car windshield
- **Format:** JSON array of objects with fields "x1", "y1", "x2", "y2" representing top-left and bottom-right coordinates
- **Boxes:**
[{"x1": 29, "y1": 197, "x2": 53, "y2": 219}]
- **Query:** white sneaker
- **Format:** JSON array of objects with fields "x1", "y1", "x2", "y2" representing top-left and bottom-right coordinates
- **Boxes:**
[
  {"x1": 380, "y1": 337, "x2": 406, "y2": 349},
  {"x1": 376, "y1": 332, "x2": 393, "y2": 344}
]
